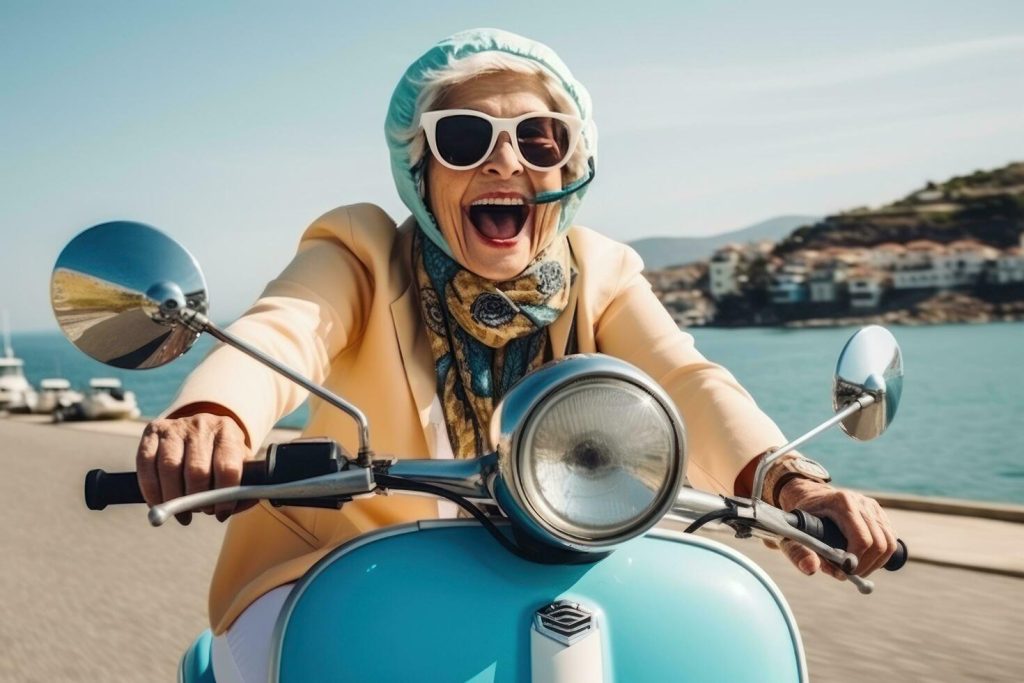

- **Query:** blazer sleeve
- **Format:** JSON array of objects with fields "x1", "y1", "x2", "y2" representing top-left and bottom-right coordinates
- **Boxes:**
[
  {"x1": 594, "y1": 246, "x2": 787, "y2": 494},
  {"x1": 162, "y1": 208, "x2": 376, "y2": 447}
]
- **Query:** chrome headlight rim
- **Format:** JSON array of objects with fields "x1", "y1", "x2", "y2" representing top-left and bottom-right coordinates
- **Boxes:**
[{"x1": 491, "y1": 354, "x2": 686, "y2": 552}]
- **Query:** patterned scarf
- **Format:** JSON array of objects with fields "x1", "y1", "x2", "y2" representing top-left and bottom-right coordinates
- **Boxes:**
[{"x1": 415, "y1": 228, "x2": 573, "y2": 458}]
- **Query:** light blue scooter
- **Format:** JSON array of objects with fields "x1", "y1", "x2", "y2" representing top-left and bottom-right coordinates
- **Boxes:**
[{"x1": 54, "y1": 222, "x2": 907, "y2": 682}]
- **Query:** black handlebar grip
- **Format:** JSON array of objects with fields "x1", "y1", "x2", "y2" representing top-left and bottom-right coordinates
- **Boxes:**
[
  {"x1": 84, "y1": 462, "x2": 269, "y2": 511},
  {"x1": 789, "y1": 509, "x2": 908, "y2": 571},
  {"x1": 84, "y1": 470, "x2": 144, "y2": 510}
]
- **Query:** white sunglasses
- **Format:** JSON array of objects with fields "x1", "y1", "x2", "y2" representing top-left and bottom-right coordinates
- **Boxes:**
[{"x1": 419, "y1": 109, "x2": 584, "y2": 172}]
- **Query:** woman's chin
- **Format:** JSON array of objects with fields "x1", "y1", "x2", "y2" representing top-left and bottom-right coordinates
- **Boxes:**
[{"x1": 462, "y1": 222, "x2": 533, "y2": 281}]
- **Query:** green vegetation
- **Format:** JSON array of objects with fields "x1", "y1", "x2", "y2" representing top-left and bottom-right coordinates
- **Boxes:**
[{"x1": 773, "y1": 162, "x2": 1024, "y2": 255}]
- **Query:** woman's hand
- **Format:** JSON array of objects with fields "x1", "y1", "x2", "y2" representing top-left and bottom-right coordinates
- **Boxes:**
[
  {"x1": 136, "y1": 413, "x2": 253, "y2": 526},
  {"x1": 775, "y1": 478, "x2": 898, "y2": 581}
]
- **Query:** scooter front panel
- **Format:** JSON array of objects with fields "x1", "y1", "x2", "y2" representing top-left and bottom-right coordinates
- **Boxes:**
[{"x1": 273, "y1": 521, "x2": 804, "y2": 682}]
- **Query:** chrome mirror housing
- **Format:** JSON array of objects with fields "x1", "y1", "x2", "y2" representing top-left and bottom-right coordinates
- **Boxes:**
[
  {"x1": 751, "y1": 325, "x2": 904, "y2": 505},
  {"x1": 489, "y1": 354, "x2": 686, "y2": 552},
  {"x1": 51, "y1": 221, "x2": 208, "y2": 369},
  {"x1": 833, "y1": 325, "x2": 903, "y2": 441},
  {"x1": 52, "y1": 220, "x2": 375, "y2": 457}
]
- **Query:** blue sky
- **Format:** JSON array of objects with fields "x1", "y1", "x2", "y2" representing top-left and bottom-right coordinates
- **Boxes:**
[{"x1": 3, "y1": 1, "x2": 1023, "y2": 331}]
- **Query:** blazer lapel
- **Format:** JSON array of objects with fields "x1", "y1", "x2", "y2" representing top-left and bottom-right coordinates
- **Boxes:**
[{"x1": 390, "y1": 233, "x2": 438, "y2": 457}]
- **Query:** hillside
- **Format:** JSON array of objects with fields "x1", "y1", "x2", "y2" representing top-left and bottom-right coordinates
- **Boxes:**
[
  {"x1": 629, "y1": 215, "x2": 818, "y2": 270},
  {"x1": 774, "y1": 163, "x2": 1024, "y2": 254}
]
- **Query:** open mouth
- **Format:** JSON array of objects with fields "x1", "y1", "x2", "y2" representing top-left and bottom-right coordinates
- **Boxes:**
[{"x1": 468, "y1": 197, "x2": 530, "y2": 242}]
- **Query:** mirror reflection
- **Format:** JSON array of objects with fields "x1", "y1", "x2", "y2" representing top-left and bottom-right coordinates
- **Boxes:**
[
  {"x1": 51, "y1": 221, "x2": 208, "y2": 369},
  {"x1": 833, "y1": 325, "x2": 903, "y2": 441}
]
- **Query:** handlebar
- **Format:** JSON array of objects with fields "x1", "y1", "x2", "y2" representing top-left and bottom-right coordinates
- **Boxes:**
[
  {"x1": 84, "y1": 463, "x2": 269, "y2": 511},
  {"x1": 671, "y1": 488, "x2": 909, "y2": 575},
  {"x1": 788, "y1": 508, "x2": 908, "y2": 571}
]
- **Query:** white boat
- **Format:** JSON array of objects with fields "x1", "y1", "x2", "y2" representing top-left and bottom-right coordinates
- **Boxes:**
[
  {"x1": 0, "y1": 312, "x2": 37, "y2": 413},
  {"x1": 33, "y1": 378, "x2": 84, "y2": 414},
  {"x1": 0, "y1": 357, "x2": 37, "y2": 413},
  {"x1": 77, "y1": 378, "x2": 140, "y2": 420}
]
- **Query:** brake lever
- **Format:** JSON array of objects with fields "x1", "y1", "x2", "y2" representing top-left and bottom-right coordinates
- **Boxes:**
[
  {"x1": 149, "y1": 468, "x2": 376, "y2": 526},
  {"x1": 747, "y1": 502, "x2": 874, "y2": 594}
]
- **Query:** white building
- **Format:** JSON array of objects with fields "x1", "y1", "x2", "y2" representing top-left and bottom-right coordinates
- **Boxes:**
[
  {"x1": 807, "y1": 257, "x2": 851, "y2": 303},
  {"x1": 892, "y1": 241, "x2": 944, "y2": 290},
  {"x1": 709, "y1": 245, "x2": 742, "y2": 300},
  {"x1": 847, "y1": 268, "x2": 886, "y2": 308},
  {"x1": 992, "y1": 247, "x2": 1024, "y2": 284},
  {"x1": 869, "y1": 243, "x2": 907, "y2": 270},
  {"x1": 902, "y1": 240, "x2": 943, "y2": 268},
  {"x1": 946, "y1": 240, "x2": 999, "y2": 284},
  {"x1": 892, "y1": 239, "x2": 999, "y2": 290},
  {"x1": 809, "y1": 273, "x2": 840, "y2": 303}
]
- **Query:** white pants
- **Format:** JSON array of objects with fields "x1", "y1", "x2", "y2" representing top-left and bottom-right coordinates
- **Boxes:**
[{"x1": 210, "y1": 583, "x2": 294, "y2": 683}]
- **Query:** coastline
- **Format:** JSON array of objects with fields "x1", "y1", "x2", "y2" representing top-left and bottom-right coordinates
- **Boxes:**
[{"x1": 683, "y1": 292, "x2": 1024, "y2": 329}]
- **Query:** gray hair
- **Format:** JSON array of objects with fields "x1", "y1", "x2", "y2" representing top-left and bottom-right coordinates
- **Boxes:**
[{"x1": 395, "y1": 51, "x2": 591, "y2": 183}]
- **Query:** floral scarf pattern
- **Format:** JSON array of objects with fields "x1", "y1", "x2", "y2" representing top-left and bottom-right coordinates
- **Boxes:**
[{"x1": 414, "y1": 228, "x2": 573, "y2": 458}]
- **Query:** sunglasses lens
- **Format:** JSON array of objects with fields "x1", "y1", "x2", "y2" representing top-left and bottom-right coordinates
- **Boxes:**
[
  {"x1": 434, "y1": 115, "x2": 493, "y2": 167},
  {"x1": 517, "y1": 116, "x2": 572, "y2": 168}
]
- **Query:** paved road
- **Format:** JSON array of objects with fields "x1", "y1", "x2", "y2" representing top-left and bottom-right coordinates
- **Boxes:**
[{"x1": 1, "y1": 417, "x2": 1021, "y2": 681}]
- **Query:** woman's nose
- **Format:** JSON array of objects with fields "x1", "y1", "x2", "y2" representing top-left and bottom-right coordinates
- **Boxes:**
[{"x1": 482, "y1": 132, "x2": 523, "y2": 178}]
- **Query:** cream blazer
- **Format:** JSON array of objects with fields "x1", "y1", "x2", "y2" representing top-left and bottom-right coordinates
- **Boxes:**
[{"x1": 166, "y1": 203, "x2": 789, "y2": 634}]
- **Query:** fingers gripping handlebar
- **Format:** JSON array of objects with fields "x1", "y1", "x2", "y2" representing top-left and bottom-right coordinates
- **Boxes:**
[
  {"x1": 788, "y1": 509, "x2": 908, "y2": 571},
  {"x1": 84, "y1": 464, "x2": 268, "y2": 510},
  {"x1": 84, "y1": 439, "x2": 352, "y2": 512},
  {"x1": 672, "y1": 488, "x2": 909, "y2": 577}
]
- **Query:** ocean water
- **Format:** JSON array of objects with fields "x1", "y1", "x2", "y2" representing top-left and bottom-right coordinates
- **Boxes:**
[
  {"x1": 8, "y1": 323, "x2": 1024, "y2": 505},
  {"x1": 689, "y1": 323, "x2": 1024, "y2": 506}
]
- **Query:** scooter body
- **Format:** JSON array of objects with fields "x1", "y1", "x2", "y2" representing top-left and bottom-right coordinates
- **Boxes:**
[{"x1": 181, "y1": 521, "x2": 805, "y2": 682}]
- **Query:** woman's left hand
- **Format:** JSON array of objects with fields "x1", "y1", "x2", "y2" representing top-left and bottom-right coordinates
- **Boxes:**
[{"x1": 774, "y1": 478, "x2": 898, "y2": 580}]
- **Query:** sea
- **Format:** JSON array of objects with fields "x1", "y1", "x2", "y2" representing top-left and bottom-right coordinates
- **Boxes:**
[{"x1": 7, "y1": 323, "x2": 1023, "y2": 505}]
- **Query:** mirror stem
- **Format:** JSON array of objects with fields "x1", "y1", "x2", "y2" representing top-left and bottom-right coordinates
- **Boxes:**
[
  {"x1": 751, "y1": 393, "x2": 876, "y2": 504},
  {"x1": 182, "y1": 310, "x2": 373, "y2": 465}
]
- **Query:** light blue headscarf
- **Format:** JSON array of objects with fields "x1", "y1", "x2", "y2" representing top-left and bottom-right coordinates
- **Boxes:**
[{"x1": 384, "y1": 28, "x2": 598, "y2": 257}]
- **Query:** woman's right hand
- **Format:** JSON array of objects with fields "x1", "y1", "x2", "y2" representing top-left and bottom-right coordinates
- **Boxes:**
[{"x1": 136, "y1": 413, "x2": 253, "y2": 525}]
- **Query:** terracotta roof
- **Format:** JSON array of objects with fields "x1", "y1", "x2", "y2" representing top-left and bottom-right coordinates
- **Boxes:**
[
  {"x1": 905, "y1": 239, "x2": 943, "y2": 252},
  {"x1": 847, "y1": 267, "x2": 884, "y2": 280},
  {"x1": 947, "y1": 239, "x2": 984, "y2": 250}
]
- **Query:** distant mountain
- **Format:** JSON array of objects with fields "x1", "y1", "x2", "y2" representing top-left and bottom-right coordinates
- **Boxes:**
[{"x1": 629, "y1": 215, "x2": 819, "y2": 270}]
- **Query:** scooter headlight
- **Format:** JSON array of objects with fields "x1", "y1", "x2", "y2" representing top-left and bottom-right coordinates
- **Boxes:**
[{"x1": 491, "y1": 355, "x2": 686, "y2": 552}]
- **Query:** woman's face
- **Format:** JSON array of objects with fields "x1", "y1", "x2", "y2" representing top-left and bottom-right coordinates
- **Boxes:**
[{"x1": 426, "y1": 72, "x2": 564, "y2": 281}]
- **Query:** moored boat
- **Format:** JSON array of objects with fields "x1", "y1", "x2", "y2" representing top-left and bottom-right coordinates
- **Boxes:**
[
  {"x1": 0, "y1": 356, "x2": 37, "y2": 413},
  {"x1": 0, "y1": 312, "x2": 37, "y2": 413},
  {"x1": 33, "y1": 378, "x2": 84, "y2": 414},
  {"x1": 78, "y1": 378, "x2": 140, "y2": 420}
]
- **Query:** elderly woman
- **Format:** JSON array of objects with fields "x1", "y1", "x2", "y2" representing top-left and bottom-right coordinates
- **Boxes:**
[{"x1": 139, "y1": 29, "x2": 897, "y2": 681}]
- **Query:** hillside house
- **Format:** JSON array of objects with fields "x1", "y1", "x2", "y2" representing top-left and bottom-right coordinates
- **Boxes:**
[
  {"x1": 991, "y1": 247, "x2": 1024, "y2": 284},
  {"x1": 709, "y1": 245, "x2": 742, "y2": 300},
  {"x1": 769, "y1": 263, "x2": 809, "y2": 304},
  {"x1": 847, "y1": 268, "x2": 887, "y2": 308},
  {"x1": 808, "y1": 258, "x2": 851, "y2": 303},
  {"x1": 870, "y1": 243, "x2": 907, "y2": 270}
]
